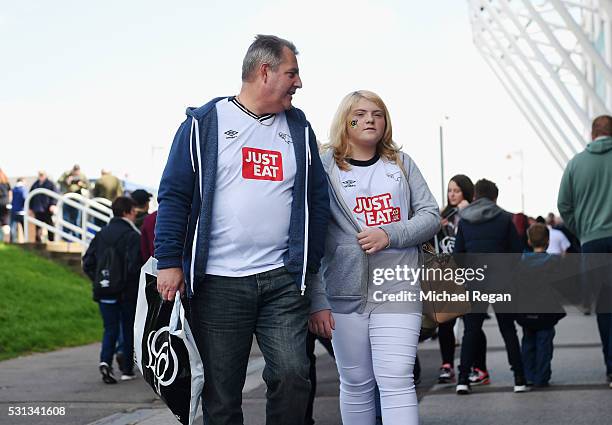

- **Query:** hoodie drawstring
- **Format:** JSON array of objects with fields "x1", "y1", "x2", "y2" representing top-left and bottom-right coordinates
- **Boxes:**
[
  {"x1": 301, "y1": 126, "x2": 310, "y2": 295},
  {"x1": 189, "y1": 117, "x2": 202, "y2": 295}
]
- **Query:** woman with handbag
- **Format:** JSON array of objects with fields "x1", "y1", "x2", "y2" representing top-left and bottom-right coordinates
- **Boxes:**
[
  {"x1": 435, "y1": 176, "x2": 491, "y2": 386},
  {"x1": 308, "y1": 90, "x2": 439, "y2": 425},
  {"x1": 436, "y1": 175, "x2": 479, "y2": 384}
]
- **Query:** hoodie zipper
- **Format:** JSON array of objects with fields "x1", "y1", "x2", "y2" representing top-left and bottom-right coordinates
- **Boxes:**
[{"x1": 300, "y1": 126, "x2": 311, "y2": 295}]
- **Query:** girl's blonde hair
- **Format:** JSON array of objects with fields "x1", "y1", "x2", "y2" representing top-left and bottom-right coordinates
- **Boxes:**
[{"x1": 327, "y1": 90, "x2": 400, "y2": 170}]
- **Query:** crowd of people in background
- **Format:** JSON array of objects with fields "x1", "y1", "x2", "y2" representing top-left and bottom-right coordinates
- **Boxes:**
[
  {"x1": 0, "y1": 165, "x2": 159, "y2": 387},
  {"x1": 432, "y1": 114, "x2": 612, "y2": 398},
  {"x1": 438, "y1": 176, "x2": 571, "y2": 395},
  {"x1": 0, "y1": 165, "x2": 155, "y2": 245}
]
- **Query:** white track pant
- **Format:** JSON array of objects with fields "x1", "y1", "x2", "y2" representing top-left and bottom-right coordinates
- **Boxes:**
[{"x1": 331, "y1": 312, "x2": 421, "y2": 425}]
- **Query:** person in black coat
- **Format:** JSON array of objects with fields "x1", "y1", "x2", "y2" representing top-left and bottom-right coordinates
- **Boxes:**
[
  {"x1": 454, "y1": 179, "x2": 528, "y2": 395},
  {"x1": 29, "y1": 171, "x2": 58, "y2": 242},
  {"x1": 83, "y1": 196, "x2": 142, "y2": 384}
]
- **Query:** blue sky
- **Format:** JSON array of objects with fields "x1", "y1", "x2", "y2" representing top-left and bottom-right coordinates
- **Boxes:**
[{"x1": 1, "y1": 0, "x2": 565, "y2": 216}]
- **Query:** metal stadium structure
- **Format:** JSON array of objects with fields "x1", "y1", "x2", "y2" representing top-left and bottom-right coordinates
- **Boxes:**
[{"x1": 468, "y1": 0, "x2": 612, "y2": 168}]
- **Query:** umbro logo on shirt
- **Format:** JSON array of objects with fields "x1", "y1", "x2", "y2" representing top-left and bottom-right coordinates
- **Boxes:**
[
  {"x1": 342, "y1": 179, "x2": 356, "y2": 188},
  {"x1": 278, "y1": 132, "x2": 293, "y2": 144},
  {"x1": 224, "y1": 130, "x2": 239, "y2": 139}
]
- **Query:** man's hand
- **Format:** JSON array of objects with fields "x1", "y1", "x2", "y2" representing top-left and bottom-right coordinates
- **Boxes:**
[
  {"x1": 157, "y1": 267, "x2": 185, "y2": 301},
  {"x1": 309, "y1": 309, "x2": 335, "y2": 339},
  {"x1": 357, "y1": 227, "x2": 389, "y2": 254}
]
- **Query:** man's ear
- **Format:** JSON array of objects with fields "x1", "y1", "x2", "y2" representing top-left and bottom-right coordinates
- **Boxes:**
[{"x1": 260, "y1": 63, "x2": 270, "y2": 83}]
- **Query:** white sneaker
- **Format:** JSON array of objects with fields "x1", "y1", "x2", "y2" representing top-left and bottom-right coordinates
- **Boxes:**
[
  {"x1": 121, "y1": 372, "x2": 136, "y2": 381},
  {"x1": 456, "y1": 384, "x2": 471, "y2": 395},
  {"x1": 514, "y1": 384, "x2": 529, "y2": 393},
  {"x1": 514, "y1": 376, "x2": 530, "y2": 393}
]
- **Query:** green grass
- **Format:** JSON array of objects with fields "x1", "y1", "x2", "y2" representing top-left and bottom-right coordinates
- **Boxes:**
[{"x1": 0, "y1": 243, "x2": 102, "y2": 361}]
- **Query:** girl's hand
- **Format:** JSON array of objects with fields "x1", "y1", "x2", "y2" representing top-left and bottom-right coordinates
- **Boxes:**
[
  {"x1": 441, "y1": 218, "x2": 449, "y2": 227},
  {"x1": 357, "y1": 227, "x2": 389, "y2": 254},
  {"x1": 309, "y1": 310, "x2": 335, "y2": 339}
]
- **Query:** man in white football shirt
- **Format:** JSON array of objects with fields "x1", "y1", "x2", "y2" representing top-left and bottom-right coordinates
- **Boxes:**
[{"x1": 154, "y1": 35, "x2": 330, "y2": 424}]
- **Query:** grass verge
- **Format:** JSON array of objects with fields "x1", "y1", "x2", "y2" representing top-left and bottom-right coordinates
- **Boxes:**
[{"x1": 0, "y1": 243, "x2": 101, "y2": 361}]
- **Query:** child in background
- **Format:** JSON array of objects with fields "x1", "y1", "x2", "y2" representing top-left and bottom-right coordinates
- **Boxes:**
[{"x1": 517, "y1": 223, "x2": 566, "y2": 387}]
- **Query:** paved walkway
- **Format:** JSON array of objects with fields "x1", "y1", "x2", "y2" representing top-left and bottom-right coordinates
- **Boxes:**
[
  {"x1": 1, "y1": 307, "x2": 610, "y2": 425},
  {"x1": 418, "y1": 307, "x2": 612, "y2": 425}
]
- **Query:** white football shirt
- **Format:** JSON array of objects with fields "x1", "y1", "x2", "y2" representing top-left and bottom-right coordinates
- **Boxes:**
[
  {"x1": 338, "y1": 155, "x2": 408, "y2": 235},
  {"x1": 206, "y1": 97, "x2": 296, "y2": 276},
  {"x1": 338, "y1": 154, "x2": 421, "y2": 311}
]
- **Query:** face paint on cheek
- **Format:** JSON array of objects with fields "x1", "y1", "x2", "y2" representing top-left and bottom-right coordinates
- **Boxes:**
[{"x1": 350, "y1": 120, "x2": 358, "y2": 129}]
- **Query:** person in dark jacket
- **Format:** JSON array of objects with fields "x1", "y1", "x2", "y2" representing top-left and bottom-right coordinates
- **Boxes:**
[
  {"x1": 130, "y1": 189, "x2": 152, "y2": 230},
  {"x1": 29, "y1": 171, "x2": 58, "y2": 242},
  {"x1": 436, "y1": 175, "x2": 480, "y2": 385},
  {"x1": 83, "y1": 196, "x2": 142, "y2": 384},
  {"x1": 454, "y1": 179, "x2": 528, "y2": 395},
  {"x1": 0, "y1": 168, "x2": 11, "y2": 242},
  {"x1": 10, "y1": 178, "x2": 27, "y2": 243},
  {"x1": 516, "y1": 223, "x2": 565, "y2": 387}
]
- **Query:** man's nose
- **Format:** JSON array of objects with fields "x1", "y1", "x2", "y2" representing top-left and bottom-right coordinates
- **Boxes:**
[{"x1": 294, "y1": 74, "x2": 303, "y2": 89}]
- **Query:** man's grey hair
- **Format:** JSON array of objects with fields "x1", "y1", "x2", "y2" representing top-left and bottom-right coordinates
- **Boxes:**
[{"x1": 241, "y1": 34, "x2": 298, "y2": 82}]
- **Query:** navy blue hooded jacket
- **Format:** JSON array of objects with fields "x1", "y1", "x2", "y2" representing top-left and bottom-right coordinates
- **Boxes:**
[
  {"x1": 154, "y1": 97, "x2": 330, "y2": 297},
  {"x1": 454, "y1": 198, "x2": 523, "y2": 254},
  {"x1": 454, "y1": 198, "x2": 523, "y2": 299}
]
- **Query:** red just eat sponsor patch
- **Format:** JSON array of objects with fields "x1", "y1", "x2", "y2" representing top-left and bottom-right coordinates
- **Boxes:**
[
  {"x1": 242, "y1": 147, "x2": 283, "y2": 181},
  {"x1": 353, "y1": 193, "x2": 401, "y2": 226}
]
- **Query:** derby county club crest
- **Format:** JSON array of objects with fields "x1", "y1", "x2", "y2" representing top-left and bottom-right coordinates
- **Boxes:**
[{"x1": 145, "y1": 327, "x2": 179, "y2": 395}]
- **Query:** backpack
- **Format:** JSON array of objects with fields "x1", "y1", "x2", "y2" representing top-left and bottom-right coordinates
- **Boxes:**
[{"x1": 93, "y1": 231, "x2": 130, "y2": 299}]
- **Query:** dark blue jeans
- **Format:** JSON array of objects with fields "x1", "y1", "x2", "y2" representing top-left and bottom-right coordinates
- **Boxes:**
[
  {"x1": 458, "y1": 311, "x2": 524, "y2": 383},
  {"x1": 63, "y1": 204, "x2": 81, "y2": 240},
  {"x1": 521, "y1": 327, "x2": 555, "y2": 385},
  {"x1": 98, "y1": 301, "x2": 136, "y2": 374},
  {"x1": 581, "y1": 236, "x2": 612, "y2": 375},
  {"x1": 190, "y1": 266, "x2": 311, "y2": 425}
]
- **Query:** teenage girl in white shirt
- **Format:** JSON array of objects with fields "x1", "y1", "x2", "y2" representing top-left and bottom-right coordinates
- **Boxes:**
[{"x1": 310, "y1": 90, "x2": 440, "y2": 425}]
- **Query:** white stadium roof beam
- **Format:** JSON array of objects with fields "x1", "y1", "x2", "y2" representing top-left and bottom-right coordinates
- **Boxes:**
[{"x1": 468, "y1": 0, "x2": 612, "y2": 167}]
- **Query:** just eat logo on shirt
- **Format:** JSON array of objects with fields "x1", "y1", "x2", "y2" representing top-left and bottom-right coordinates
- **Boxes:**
[
  {"x1": 353, "y1": 193, "x2": 401, "y2": 226},
  {"x1": 242, "y1": 147, "x2": 283, "y2": 181}
]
